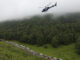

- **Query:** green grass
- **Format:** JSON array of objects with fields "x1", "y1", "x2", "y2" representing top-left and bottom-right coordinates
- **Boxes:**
[
  {"x1": 13, "y1": 41, "x2": 80, "y2": 60},
  {"x1": 0, "y1": 41, "x2": 48, "y2": 60}
]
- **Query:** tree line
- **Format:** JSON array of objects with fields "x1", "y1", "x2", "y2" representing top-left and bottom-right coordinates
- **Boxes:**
[{"x1": 0, "y1": 13, "x2": 80, "y2": 54}]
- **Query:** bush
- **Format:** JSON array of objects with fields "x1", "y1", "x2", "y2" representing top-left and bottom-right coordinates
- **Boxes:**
[
  {"x1": 51, "y1": 36, "x2": 60, "y2": 48},
  {"x1": 75, "y1": 36, "x2": 80, "y2": 55}
]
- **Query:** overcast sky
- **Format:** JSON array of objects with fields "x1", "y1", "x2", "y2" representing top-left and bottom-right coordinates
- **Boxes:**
[{"x1": 0, "y1": 0, "x2": 80, "y2": 21}]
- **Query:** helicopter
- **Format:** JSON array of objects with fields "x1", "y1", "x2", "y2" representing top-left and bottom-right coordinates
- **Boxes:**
[{"x1": 42, "y1": 2, "x2": 57, "y2": 12}]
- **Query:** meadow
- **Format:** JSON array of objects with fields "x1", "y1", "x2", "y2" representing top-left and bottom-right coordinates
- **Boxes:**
[
  {"x1": 0, "y1": 41, "x2": 48, "y2": 60},
  {"x1": 14, "y1": 41, "x2": 80, "y2": 60}
]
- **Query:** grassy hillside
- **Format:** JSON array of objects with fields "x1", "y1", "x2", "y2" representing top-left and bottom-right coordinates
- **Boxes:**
[
  {"x1": 0, "y1": 41, "x2": 47, "y2": 60},
  {"x1": 14, "y1": 41, "x2": 80, "y2": 60}
]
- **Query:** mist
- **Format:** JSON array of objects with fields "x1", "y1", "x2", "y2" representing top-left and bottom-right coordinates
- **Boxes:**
[{"x1": 0, "y1": 0, "x2": 80, "y2": 21}]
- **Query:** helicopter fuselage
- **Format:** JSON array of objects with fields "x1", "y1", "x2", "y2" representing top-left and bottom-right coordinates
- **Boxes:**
[
  {"x1": 42, "y1": 7, "x2": 50, "y2": 12},
  {"x1": 42, "y1": 2, "x2": 57, "y2": 12}
]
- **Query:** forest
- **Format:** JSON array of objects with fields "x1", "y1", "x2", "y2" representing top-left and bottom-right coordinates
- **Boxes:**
[{"x1": 0, "y1": 13, "x2": 80, "y2": 54}]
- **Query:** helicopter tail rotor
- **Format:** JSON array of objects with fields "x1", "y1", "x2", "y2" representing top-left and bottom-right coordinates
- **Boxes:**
[{"x1": 55, "y1": 2, "x2": 57, "y2": 6}]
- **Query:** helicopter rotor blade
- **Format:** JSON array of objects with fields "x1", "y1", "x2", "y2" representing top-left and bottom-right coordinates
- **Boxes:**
[
  {"x1": 46, "y1": 2, "x2": 52, "y2": 7},
  {"x1": 39, "y1": 7, "x2": 44, "y2": 8}
]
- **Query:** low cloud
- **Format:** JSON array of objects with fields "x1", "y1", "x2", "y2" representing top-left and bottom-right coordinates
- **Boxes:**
[{"x1": 0, "y1": 0, "x2": 80, "y2": 21}]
